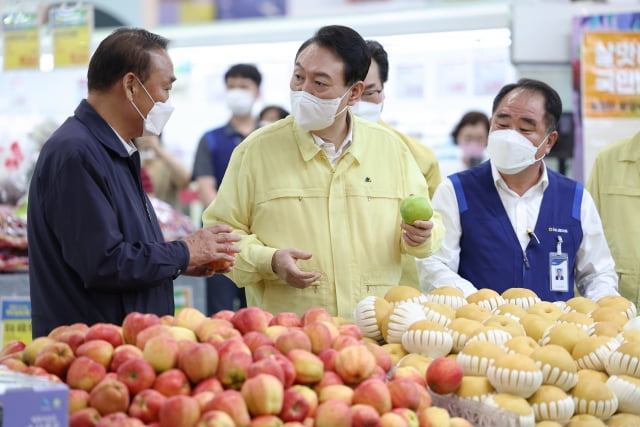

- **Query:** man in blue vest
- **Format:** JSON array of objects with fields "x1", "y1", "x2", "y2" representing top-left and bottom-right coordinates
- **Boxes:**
[
  {"x1": 416, "y1": 78, "x2": 619, "y2": 302},
  {"x1": 192, "y1": 63, "x2": 262, "y2": 314}
]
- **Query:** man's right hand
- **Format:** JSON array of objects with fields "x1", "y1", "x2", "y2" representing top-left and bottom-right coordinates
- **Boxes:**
[
  {"x1": 271, "y1": 248, "x2": 322, "y2": 289},
  {"x1": 181, "y1": 224, "x2": 241, "y2": 268}
]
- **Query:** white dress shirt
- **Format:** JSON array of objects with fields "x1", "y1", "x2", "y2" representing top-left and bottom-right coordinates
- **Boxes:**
[{"x1": 416, "y1": 161, "x2": 619, "y2": 301}]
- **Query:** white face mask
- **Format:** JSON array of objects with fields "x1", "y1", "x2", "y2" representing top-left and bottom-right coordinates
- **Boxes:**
[
  {"x1": 131, "y1": 78, "x2": 174, "y2": 137},
  {"x1": 352, "y1": 100, "x2": 383, "y2": 123},
  {"x1": 226, "y1": 88, "x2": 255, "y2": 116},
  {"x1": 487, "y1": 129, "x2": 548, "y2": 175},
  {"x1": 290, "y1": 88, "x2": 351, "y2": 132}
]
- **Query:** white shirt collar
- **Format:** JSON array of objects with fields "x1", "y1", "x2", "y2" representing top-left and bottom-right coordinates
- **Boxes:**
[
  {"x1": 110, "y1": 126, "x2": 138, "y2": 156},
  {"x1": 490, "y1": 160, "x2": 549, "y2": 195},
  {"x1": 311, "y1": 116, "x2": 354, "y2": 166}
]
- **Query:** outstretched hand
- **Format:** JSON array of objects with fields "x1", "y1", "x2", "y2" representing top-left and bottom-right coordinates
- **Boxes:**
[{"x1": 271, "y1": 248, "x2": 322, "y2": 289}]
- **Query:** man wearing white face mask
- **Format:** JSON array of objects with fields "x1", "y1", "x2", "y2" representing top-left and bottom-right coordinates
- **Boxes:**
[
  {"x1": 193, "y1": 63, "x2": 262, "y2": 314},
  {"x1": 202, "y1": 25, "x2": 444, "y2": 319},
  {"x1": 27, "y1": 28, "x2": 242, "y2": 338},
  {"x1": 353, "y1": 40, "x2": 442, "y2": 291},
  {"x1": 416, "y1": 78, "x2": 618, "y2": 302}
]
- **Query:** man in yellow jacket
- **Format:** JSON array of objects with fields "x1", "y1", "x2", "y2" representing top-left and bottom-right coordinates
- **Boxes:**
[
  {"x1": 587, "y1": 131, "x2": 640, "y2": 308},
  {"x1": 352, "y1": 39, "x2": 442, "y2": 290},
  {"x1": 202, "y1": 25, "x2": 444, "y2": 318}
]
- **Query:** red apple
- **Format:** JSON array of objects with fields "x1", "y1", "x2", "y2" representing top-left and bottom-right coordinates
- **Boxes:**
[
  {"x1": 332, "y1": 334, "x2": 361, "y2": 351},
  {"x1": 217, "y1": 349, "x2": 252, "y2": 390},
  {"x1": 290, "y1": 385, "x2": 318, "y2": 418},
  {"x1": 365, "y1": 342, "x2": 392, "y2": 373},
  {"x1": 178, "y1": 342, "x2": 219, "y2": 384},
  {"x1": 158, "y1": 395, "x2": 201, "y2": 427},
  {"x1": 69, "y1": 407, "x2": 101, "y2": 427},
  {"x1": 391, "y1": 408, "x2": 419, "y2": 427},
  {"x1": 69, "y1": 388, "x2": 90, "y2": 414},
  {"x1": 143, "y1": 335, "x2": 179, "y2": 373},
  {"x1": 253, "y1": 344, "x2": 282, "y2": 361},
  {"x1": 243, "y1": 331, "x2": 275, "y2": 353},
  {"x1": 153, "y1": 368, "x2": 191, "y2": 397},
  {"x1": 265, "y1": 325, "x2": 289, "y2": 342},
  {"x1": 334, "y1": 344, "x2": 377, "y2": 385},
  {"x1": 279, "y1": 387, "x2": 310, "y2": 422},
  {"x1": 269, "y1": 312, "x2": 301, "y2": 328},
  {"x1": 58, "y1": 329, "x2": 88, "y2": 354},
  {"x1": 300, "y1": 307, "x2": 334, "y2": 326},
  {"x1": 202, "y1": 389, "x2": 251, "y2": 427},
  {"x1": 303, "y1": 321, "x2": 333, "y2": 355},
  {"x1": 418, "y1": 406, "x2": 450, "y2": 427},
  {"x1": 75, "y1": 339, "x2": 114, "y2": 369},
  {"x1": 135, "y1": 324, "x2": 171, "y2": 350},
  {"x1": 85, "y1": 323, "x2": 123, "y2": 348},
  {"x1": 110, "y1": 344, "x2": 144, "y2": 372},
  {"x1": 196, "y1": 410, "x2": 235, "y2": 426},
  {"x1": 276, "y1": 328, "x2": 312, "y2": 354},
  {"x1": 89, "y1": 377, "x2": 130, "y2": 416},
  {"x1": 273, "y1": 353, "x2": 297, "y2": 388},
  {"x1": 215, "y1": 338, "x2": 251, "y2": 359},
  {"x1": 0, "y1": 356, "x2": 27, "y2": 372},
  {"x1": 352, "y1": 377, "x2": 392, "y2": 415},
  {"x1": 231, "y1": 306, "x2": 270, "y2": 334},
  {"x1": 194, "y1": 317, "x2": 234, "y2": 341},
  {"x1": 338, "y1": 324, "x2": 363, "y2": 341},
  {"x1": 351, "y1": 403, "x2": 381, "y2": 427},
  {"x1": 248, "y1": 357, "x2": 285, "y2": 383},
  {"x1": 249, "y1": 415, "x2": 284, "y2": 426},
  {"x1": 211, "y1": 310, "x2": 235, "y2": 321},
  {"x1": 22, "y1": 336, "x2": 55, "y2": 365},
  {"x1": 95, "y1": 412, "x2": 146, "y2": 427},
  {"x1": 34, "y1": 341, "x2": 75, "y2": 378},
  {"x1": 388, "y1": 378, "x2": 421, "y2": 410},
  {"x1": 314, "y1": 399, "x2": 352, "y2": 427},
  {"x1": 66, "y1": 356, "x2": 106, "y2": 391},
  {"x1": 425, "y1": 357, "x2": 463, "y2": 395},
  {"x1": 391, "y1": 366, "x2": 426, "y2": 387},
  {"x1": 0, "y1": 340, "x2": 25, "y2": 357},
  {"x1": 241, "y1": 373, "x2": 284, "y2": 417},
  {"x1": 192, "y1": 377, "x2": 225, "y2": 395},
  {"x1": 128, "y1": 388, "x2": 166, "y2": 424},
  {"x1": 122, "y1": 312, "x2": 161, "y2": 345},
  {"x1": 117, "y1": 357, "x2": 156, "y2": 395},
  {"x1": 317, "y1": 384, "x2": 353, "y2": 405},
  {"x1": 287, "y1": 349, "x2": 324, "y2": 385},
  {"x1": 173, "y1": 307, "x2": 207, "y2": 332},
  {"x1": 313, "y1": 371, "x2": 344, "y2": 394},
  {"x1": 380, "y1": 411, "x2": 409, "y2": 427},
  {"x1": 317, "y1": 348, "x2": 339, "y2": 372}
]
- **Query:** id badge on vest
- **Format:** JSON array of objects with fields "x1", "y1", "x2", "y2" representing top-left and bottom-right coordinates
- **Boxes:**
[{"x1": 549, "y1": 236, "x2": 568, "y2": 292}]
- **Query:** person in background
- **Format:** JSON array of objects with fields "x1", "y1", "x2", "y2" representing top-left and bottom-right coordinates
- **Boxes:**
[
  {"x1": 135, "y1": 134, "x2": 191, "y2": 208},
  {"x1": 351, "y1": 39, "x2": 442, "y2": 290},
  {"x1": 416, "y1": 78, "x2": 618, "y2": 302},
  {"x1": 193, "y1": 63, "x2": 261, "y2": 314},
  {"x1": 451, "y1": 111, "x2": 490, "y2": 169},
  {"x1": 587, "y1": 131, "x2": 640, "y2": 308},
  {"x1": 202, "y1": 25, "x2": 444, "y2": 319},
  {"x1": 27, "y1": 28, "x2": 241, "y2": 338},
  {"x1": 259, "y1": 105, "x2": 289, "y2": 126}
]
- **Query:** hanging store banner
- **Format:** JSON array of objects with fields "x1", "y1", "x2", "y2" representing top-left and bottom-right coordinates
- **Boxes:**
[
  {"x1": 2, "y1": 11, "x2": 40, "y2": 70},
  {"x1": 51, "y1": 5, "x2": 94, "y2": 67},
  {"x1": 582, "y1": 31, "x2": 640, "y2": 118}
]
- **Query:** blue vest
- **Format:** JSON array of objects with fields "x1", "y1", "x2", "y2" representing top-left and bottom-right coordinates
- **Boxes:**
[
  {"x1": 205, "y1": 126, "x2": 244, "y2": 187},
  {"x1": 450, "y1": 162, "x2": 583, "y2": 301}
]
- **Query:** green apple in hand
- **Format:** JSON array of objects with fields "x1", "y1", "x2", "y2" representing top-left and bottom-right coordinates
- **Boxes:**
[{"x1": 400, "y1": 194, "x2": 433, "y2": 225}]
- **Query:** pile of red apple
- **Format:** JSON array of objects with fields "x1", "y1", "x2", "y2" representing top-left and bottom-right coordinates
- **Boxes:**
[{"x1": 0, "y1": 306, "x2": 471, "y2": 427}]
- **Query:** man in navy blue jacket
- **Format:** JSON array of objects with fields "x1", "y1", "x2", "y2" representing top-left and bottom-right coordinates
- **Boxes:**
[{"x1": 27, "y1": 28, "x2": 241, "y2": 338}]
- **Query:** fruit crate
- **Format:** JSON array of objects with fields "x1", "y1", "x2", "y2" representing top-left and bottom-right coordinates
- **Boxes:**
[{"x1": 429, "y1": 391, "x2": 522, "y2": 426}]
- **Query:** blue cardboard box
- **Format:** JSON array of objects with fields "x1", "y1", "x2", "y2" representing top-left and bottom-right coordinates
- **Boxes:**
[{"x1": 0, "y1": 368, "x2": 68, "y2": 426}]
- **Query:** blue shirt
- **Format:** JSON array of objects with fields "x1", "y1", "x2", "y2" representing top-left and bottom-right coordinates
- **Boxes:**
[
  {"x1": 192, "y1": 123, "x2": 246, "y2": 187},
  {"x1": 27, "y1": 100, "x2": 190, "y2": 338}
]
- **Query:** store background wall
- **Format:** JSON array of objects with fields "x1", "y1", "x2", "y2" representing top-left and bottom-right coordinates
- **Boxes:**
[{"x1": 0, "y1": 0, "x2": 637, "y2": 186}]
